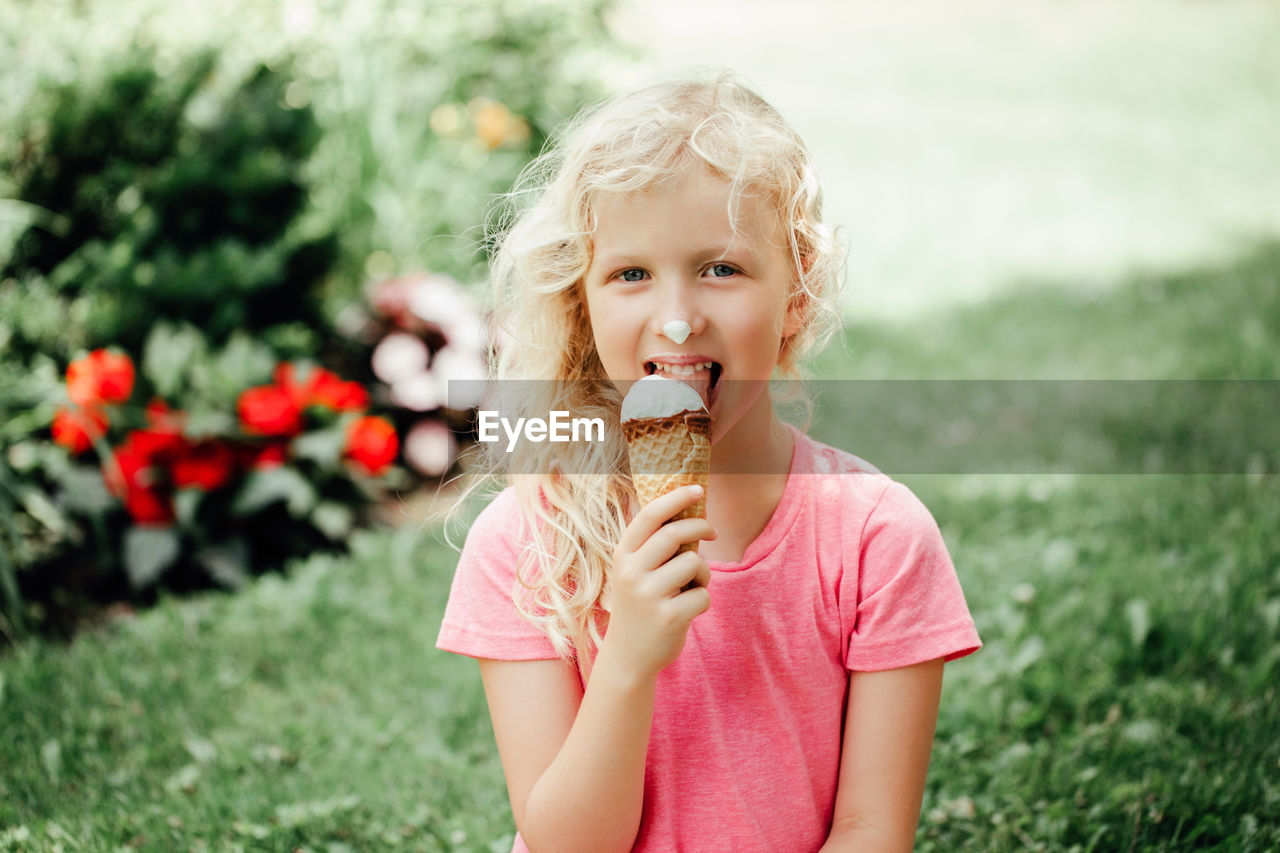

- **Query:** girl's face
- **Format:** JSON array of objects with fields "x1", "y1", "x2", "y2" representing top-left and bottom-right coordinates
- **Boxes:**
[{"x1": 582, "y1": 165, "x2": 803, "y2": 445}]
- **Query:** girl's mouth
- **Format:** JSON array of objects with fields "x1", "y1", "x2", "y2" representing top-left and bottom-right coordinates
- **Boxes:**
[{"x1": 644, "y1": 360, "x2": 722, "y2": 410}]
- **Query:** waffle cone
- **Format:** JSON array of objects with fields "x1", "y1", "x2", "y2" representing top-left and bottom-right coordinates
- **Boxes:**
[{"x1": 623, "y1": 411, "x2": 712, "y2": 555}]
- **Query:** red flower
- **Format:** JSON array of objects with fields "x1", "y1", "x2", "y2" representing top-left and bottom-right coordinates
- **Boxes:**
[
  {"x1": 128, "y1": 427, "x2": 188, "y2": 463},
  {"x1": 124, "y1": 486, "x2": 177, "y2": 526},
  {"x1": 244, "y1": 441, "x2": 289, "y2": 470},
  {"x1": 344, "y1": 416, "x2": 399, "y2": 475},
  {"x1": 51, "y1": 406, "x2": 109, "y2": 455},
  {"x1": 102, "y1": 435, "x2": 175, "y2": 526},
  {"x1": 145, "y1": 398, "x2": 184, "y2": 429},
  {"x1": 171, "y1": 440, "x2": 236, "y2": 491},
  {"x1": 66, "y1": 349, "x2": 134, "y2": 406},
  {"x1": 272, "y1": 363, "x2": 310, "y2": 409},
  {"x1": 238, "y1": 385, "x2": 303, "y2": 437},
  {"x1": 307, "y1": 368, "x2": 369, "y2": 412},
  {"x1": 103, "y1": 436, "x2": 156, "y2": 496}
]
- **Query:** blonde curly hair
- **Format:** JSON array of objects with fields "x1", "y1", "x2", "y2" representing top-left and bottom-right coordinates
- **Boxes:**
[{"x1": 459, "y1": 69, "x2": 845, "y2": 665}]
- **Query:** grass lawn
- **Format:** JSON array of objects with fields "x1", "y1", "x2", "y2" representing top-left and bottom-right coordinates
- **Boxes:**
[{"x1": 0, "y1": 520, "x2": 516, "y2": 852}]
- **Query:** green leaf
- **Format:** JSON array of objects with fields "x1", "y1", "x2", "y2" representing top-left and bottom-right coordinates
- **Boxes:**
[
  {"x1": 180, "y1": 408, "x2": 236, "y2": 438},
  {"x1": 3, "y1": 441, "x2": 40, "y2": 474},
  {"x1": 212, "y1": 330, "x2": 275, "y2": 393},
  {"x1": 122, "y1": 526, "x2": 182, "y2": 589},
  {"x1": 292, "y1": 424, "x2": 347, "y2": 468},
  {"x1": 0, "y1": 462, "x2": 27, "y2": 634},
  {"x1": 17, "y1": 486, "x2": 66, "y2": 536},
  {"x1": 174, "y1": 488, "x2": 204, "y2": 528},
  {"x1": 311, "y1": 502, "x2": 354, "y2": 540},
  {"x1": 196, "y1": 539, "x2": 250, "y2": 589},
  {"x1": 57, "y1": 465, "x2": 116, "y2": 514},
  {"x1": 231, "y1": 467, "x2": 316, "y2": 517},
  {"x1": 142, "y1": 321, "x2": 207, "y2": 398}
]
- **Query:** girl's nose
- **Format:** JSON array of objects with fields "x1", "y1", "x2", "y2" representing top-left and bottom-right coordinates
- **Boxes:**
[
  {"x1": 649, "y1": 279, "x2": 706, "y2": 343},
  {"x1": 650, "y1": 312, "x2": 707, "y2": 344}
]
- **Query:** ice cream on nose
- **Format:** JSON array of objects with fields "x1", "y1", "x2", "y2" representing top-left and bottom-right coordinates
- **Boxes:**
[
  {"x1": 662, "y1": 320, "x2": 692, "y2": 344},
  {"x1": 621, "y1": 375, "x2": 713, "y2": 555}
]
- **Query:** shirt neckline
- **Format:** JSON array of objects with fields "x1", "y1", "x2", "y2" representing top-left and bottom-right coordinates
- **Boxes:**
[{"x1": 705, "y1": 423, "x2": 811, "y2": 572}]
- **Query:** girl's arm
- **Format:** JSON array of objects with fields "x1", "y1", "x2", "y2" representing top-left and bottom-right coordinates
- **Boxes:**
[
  {"x1": 819, "y1": 658, "x2": 946, "y2": 853},
  {"x1": 478, "y1": 485, "x2": 715, "y2": 853},
  {"x1": 478, "y1": 650, "x2": 652, "y2": 853}
]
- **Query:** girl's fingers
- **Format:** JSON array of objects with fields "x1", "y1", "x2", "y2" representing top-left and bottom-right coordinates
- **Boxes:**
[
  {"x1": 616, "y1": 485, "x2": 707, "y2": 554},
  {"x1": 648, "y1": 550, "x2": 708, "y2": 597},
  {"x1": 690, "y1": 554, "x2": 711, "y2": 589},
  {"x1": 632, "y1": 517, "x2": 717, "y2": 569},
  {"x1": 670, "y1": 584, "x2": 711, "y2": 622}
]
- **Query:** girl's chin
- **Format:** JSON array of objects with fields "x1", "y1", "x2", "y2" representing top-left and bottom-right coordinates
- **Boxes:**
[{"x1": 709, "y1": 384, "x2": 775, "y2": 437}]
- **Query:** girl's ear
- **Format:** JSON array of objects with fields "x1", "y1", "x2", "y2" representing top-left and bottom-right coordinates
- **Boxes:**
[
  {"x1": 782, "y1": 252, "x2": 814, "y2": 338},
  {"x1": 782, "y1": 289, "x2": 808, "y2": 338}
]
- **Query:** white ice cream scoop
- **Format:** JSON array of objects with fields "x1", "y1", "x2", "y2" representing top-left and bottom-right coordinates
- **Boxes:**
[
  {"x1": 621, "y1": 374, "x2": 707, "y2": 421},
  {"x1": 661, "y1": 320, "x2": 692, "y2": 344}
]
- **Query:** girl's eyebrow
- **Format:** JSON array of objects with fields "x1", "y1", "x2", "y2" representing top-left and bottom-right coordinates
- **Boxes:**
[
  {"x1": 593, "y1": 253, "x2": 646, "y2": 270},
  {"x1": 594, "y1": 245, "x2": 755, "y2": 270}
]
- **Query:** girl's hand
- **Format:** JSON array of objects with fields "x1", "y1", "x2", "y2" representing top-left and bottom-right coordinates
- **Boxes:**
[{"x1": 602, "y1": 485, "x2": 716, "y2": 679}]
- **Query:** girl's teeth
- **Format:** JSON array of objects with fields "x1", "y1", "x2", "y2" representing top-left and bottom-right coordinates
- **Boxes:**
[{"x1": 654, "y1": 361, "x2": 712, "y2": 375}]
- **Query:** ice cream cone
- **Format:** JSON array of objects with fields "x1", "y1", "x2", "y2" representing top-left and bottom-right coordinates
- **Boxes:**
[{"x1": 623, "y1": 411, "x2": 712, "y2": 554}]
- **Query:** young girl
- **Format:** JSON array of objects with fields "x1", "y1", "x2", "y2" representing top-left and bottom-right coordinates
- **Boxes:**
[{"x1": 437, "y1": 70, "x2": 980, "y2": 853}]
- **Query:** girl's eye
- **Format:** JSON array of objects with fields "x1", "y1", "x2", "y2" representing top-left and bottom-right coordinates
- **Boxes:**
[
  {"x1": 618, "y1": 268, "x2": 647, "y2": 283},
  {"x1": 708, "y1": 263, "x2": 738, "y2": 278}
]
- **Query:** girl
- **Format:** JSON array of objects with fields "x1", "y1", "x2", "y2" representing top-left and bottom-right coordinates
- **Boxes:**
[{"x1": 437, "y1": 70, "x2": 980, "y2": 852}]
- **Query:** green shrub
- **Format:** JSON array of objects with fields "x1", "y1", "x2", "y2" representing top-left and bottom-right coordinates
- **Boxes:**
[
  {"x1": 0, "y1": 2, "x2": 618, "y2": 643},
  {"x1": 1, "y1": 0, "x2": 618, "y2": 293},
  {"x1": 1, "y1": 49, "x2": 337, "y2": 364}
]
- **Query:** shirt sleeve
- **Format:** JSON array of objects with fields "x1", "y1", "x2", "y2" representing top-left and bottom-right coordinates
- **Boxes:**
[
  {"x1": 842, "y1": 480, "x2": 981, "y2": 671},
  {"x1": 435, "y1": 487, "x2": 561, "y2": 661}
]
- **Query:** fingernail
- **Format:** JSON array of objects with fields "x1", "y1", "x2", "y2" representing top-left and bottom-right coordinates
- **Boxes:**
[{"x1": 689, "y1": 485, "x2": 703, "y2": 497}]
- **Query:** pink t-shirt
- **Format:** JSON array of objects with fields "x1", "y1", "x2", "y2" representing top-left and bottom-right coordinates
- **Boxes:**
[{"x1": 436, "y1": 425, "x2": 981, "y2": 852}]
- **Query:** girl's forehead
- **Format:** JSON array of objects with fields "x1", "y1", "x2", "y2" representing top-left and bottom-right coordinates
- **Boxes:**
[{"x1": 589, "y1": 168, "x2": 785, "y2": 250}]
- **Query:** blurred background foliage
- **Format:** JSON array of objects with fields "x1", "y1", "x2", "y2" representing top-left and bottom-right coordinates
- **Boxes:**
[
  {"x1": 2, "y1": 0, "x2": 614, "y2": 288},
  {"x1": 0, "y1": 0, "x2": 616, "y2": 639},
  {"x1": 2, "y1": 50, "x2": 334, "y2": 362}
]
